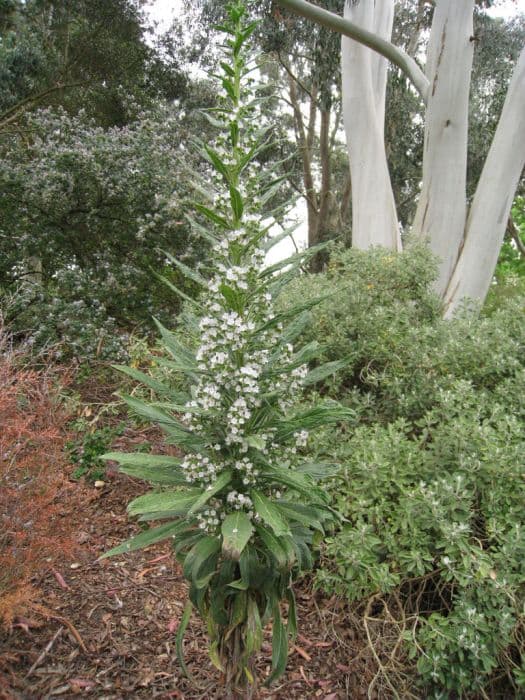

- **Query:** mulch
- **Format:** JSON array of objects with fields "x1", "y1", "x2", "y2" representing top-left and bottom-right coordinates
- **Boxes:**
[{"x1": 0, "y1": 431, "x2": 376, "y2": 700}]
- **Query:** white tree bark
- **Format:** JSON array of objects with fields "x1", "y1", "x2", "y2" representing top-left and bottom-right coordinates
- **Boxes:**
[
  {"x1": 443, "y1": 45, "x2": 525, "y2": 317},
  {"x1": 412, "y1": 0, "x2": 475, "y2": 296},
  {"x1": 341, "y1": 0, "x2": 401, "y2": 251}
]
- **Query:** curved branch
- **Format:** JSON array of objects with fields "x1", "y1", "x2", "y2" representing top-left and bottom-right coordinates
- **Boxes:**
[{"x1": 277, "y1": 0, "x2": 429, "y2": 103}]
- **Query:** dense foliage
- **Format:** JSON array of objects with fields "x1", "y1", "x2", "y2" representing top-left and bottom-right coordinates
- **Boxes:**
[
  {"x1": 281, "y1": 247, "x2": 525, "y2": 697},
  {"x1": 0, "y1": 103, "x2": 208, "y2": 358}
]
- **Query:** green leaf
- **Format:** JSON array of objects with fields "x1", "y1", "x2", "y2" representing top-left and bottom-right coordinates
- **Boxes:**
[
  {"x1": 222, "y1": 511, "x2": 254, "y2": 560},
  {"x1": 262, "y1": 241, "x2": 331, "y2": 278},
  {"x1": 176, "y1": 601, "x2": 193, "y2": 677},
  {"x1": 229, "y1": 120, "x2": 239, "y2": 148},
  {"x1": 152, "y1": 271, "x2": 203, "y2": 308},
  {"x1": 246, "y1": 596, "x2": 263, "y2": 654},
  {"x1": 194, "y1": 202, "x2": 231, "y2": 229},
  {"x1": 274, "y1": 501, "x2": 323, "y2": 531},
  {"x1": 120, "y1": 394, "x2": 203, "y2": 450},
  {"x1": 183, "y1": 535, "x2": 221, "y2": 584},
  {"x1": 163, "y1": 251, "x2": 208, "y2": 287},
  {"x1": 152, "y1": 319, "x2": 196, "y2": 366},
  {"x1": 275, "y1": 403, "x2": 356, "y2": 441},
  {"x1": 255, "y1": 525, "x2": 289, "y2": 569},
  {"x1": 209, "y1": 640, "x2": 224, "y2": 672},
  {"x1": 185, "y1": 213, "x2": 220, "y2": 245},
  {"x1": 127, "y1": 490, "x2": 200, "y2": 517},
  {"x1": 262, "y1": 466, "x2": 325, "y2": 502},
  {"x1": 112, "y1": 364, "x2": 189, "y2": 404},
  {"x1": 245, "y1": 435, "x2": 266, "y2": 451},
  {"x1": 286, "y1": 588, "x2": 297, "y2": 641},
  {"x1": 222, "y1": 77, "x2": 236, "y2": 101},
  {"x1": 266, "y1": 603, "x2": 288, "y2": 685},
  {"x1": 297, "y1": 461, "x2": 340, "y2": 480},
  {"x1": 99, "y1": 519, "x2": 187, "y2": 559},
  {"x1": 187, "y1": 470, "x2": 233, "y2": 515},
  {"x1": 204, "y1": 145, "x2": 231, "y2": 182},
  {"x1": 102, "y1": 452, "x2": 186, "y2": 485},
  {"x1": 303, "y1": 360, "x2": 349, "y2": 386},
  {"x1": 229, "y1": 186, "x2": 244, "y2": 220},
  {"x1": 251, "y1": 490, "x2": 291, "y2": 536},
  {"x1": 220, "y1": 61, "x2": 234, "y2": 77}
]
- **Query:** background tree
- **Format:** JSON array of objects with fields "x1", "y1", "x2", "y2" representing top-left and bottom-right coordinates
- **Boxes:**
[
  {"x1": 0, "y1": 0, "x2": 187, "y2": 129},
  {"x1": 278, "y1": 0, "x2": 525, "y2": 315}
]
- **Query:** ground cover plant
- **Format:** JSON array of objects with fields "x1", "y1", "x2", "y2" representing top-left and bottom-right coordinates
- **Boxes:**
[{"x1": 101, "y1": 4, "x2": 350, "y2": 692}]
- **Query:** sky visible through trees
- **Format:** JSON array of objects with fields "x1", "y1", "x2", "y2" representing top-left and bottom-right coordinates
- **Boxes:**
[{"x1": 144, "y1": 0, "x2": 525, "y2": 264}]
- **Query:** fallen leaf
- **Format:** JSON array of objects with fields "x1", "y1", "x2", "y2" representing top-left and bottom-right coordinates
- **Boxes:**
[
  {"x1": 293, "y1": 644, "x2": 312, "y2": 662},
  {"x1": 53, "y1": 570, "x2": 70, "y2": 590},
  {"x1": 167, "y1": 617, "x2": 179, "y2": 633}
]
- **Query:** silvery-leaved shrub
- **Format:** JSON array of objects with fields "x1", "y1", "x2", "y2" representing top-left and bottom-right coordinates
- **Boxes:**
[{"x1": 101, "y1": 3, "x2": 350, "y2": 690}]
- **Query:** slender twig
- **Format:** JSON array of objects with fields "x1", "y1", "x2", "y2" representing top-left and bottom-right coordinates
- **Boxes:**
[
  {"x1": 277, "y1": 0, "x2": 429, "y2": 103},
  {"x1": 25, "y1": 626, "x2": 63, "y2": 678}
]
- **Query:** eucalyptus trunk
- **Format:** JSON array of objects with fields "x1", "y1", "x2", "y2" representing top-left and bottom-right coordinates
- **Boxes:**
[{"x1": 278, "y1": 0, "x2": 525, "y2": 316}]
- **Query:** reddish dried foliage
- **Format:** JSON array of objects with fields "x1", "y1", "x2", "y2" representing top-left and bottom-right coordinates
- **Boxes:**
[{"x1": 0, "y1": 333, "x2": 79, "y2": 627}]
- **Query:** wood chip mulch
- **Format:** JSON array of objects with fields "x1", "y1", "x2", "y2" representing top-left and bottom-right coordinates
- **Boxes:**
[{"x1": 0, "y1": 448, "x2": 376, "y2": 700}]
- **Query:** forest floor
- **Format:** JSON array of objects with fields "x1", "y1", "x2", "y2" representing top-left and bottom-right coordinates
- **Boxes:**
[{"x1": 0, "y1": 424, "x2": 377, "y2": 700}]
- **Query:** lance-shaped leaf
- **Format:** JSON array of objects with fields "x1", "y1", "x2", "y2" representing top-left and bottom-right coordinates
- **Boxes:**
[
  {"x1": 229, "y1": 185, "x2": 244, "y2": 220},
  {"x1": 194, "y1": 202, "x2": 231, "y2": 229},
  {"x1": 275, "y1": 402, "x2": 356, "y2": 441},
  {"x1": 221, "y1": 511, "x2": 253, "y2": 560},
  {"x1": 274, "y1": 501, "x2": 324, "y2": 532},
  {"x1": 176, "y1": 601, "x2": 193, "y2": 678},
  {"x1": 183, "y1": 535, "x2": 221, "y2": 585},
  {"x1": 185, "y1": 213, "x2": 220, "y2": 245},
  {"x1": 246, "y1": 595, "x2": 263, "y2": 655},
  {"x1": 255, "y1": 525, "x2": 293, "y2": 570},
  {"x1": 260, "y1": 240, "x2": 332, "y2": 278},
  {"x1": 251, "y1": 490, "x2": 291, "y2": 537},
  {"x1": 187, "y1": 470, "x2": 233, "y2": 515},
  {"x1": 265, "y1": 602, "x2": 288, "y2": 686},
  {"x1": 163, "y1": 251, "x2": 208, "y2": 287},
  {"x1": 303, "y1": 360, "x2": 350, "y2": 386},
  {"x1": 99, "y1": 519, "x2": 188, "y2": 559},
  {"x1": 112, "y1": 364, "x2": 189, "y2": 403},
  {"x1": 296, "y1": 461, "x2": 340, "y2": 480},
  {"x1": 127, "y1": 489, "x2": 201, "y2": 517},
  {"x1": 101, "y1": 452, "x2": 186, "y2": 485},
  {"x1": 152, "y1": 271, "x2": 203, "y2": 309},
  {"x1": 120, "y1": 394, "x2": 205, "y2": 451},
  {"x1": 204, "y1": 145, "x2": 231, "y2": 182},
  {"x1": 153, "y1": 318, "x2": 196, "y2": 366},
  {"x1": 262, "y1": 466, "x2": 326, "y2": 502}
]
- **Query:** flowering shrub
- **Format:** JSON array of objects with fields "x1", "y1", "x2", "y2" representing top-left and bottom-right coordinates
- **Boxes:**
[
  {"x1": 0, "y1": 102, "x2": 210, "y2": 358},
  {"x1": 280, "y1": 247, "x2": 525, "y2": 696},
  {"x1": 102, "y1": 3, "x2": 350, "y2": 689}
]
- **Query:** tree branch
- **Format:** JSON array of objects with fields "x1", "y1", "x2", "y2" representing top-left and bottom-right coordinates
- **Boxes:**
[
  {"x1": 277, "y1": 0, "x2": 429, "y2": 103},
  {"x1": 507, "y1": 215, "x2": 525, "y2": 257}
]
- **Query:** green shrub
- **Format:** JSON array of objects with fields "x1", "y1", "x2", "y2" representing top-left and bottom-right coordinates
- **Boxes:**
[{"x1": 280, "y1": 247, "x2": 525, "y2": 696}]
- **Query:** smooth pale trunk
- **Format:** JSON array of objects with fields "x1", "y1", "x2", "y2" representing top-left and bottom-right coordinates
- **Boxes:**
[
  {"x1": 443, "y1": 45, "x2": 525, "y2": 317},
  {"x1": 341, "y1": 0, "x2": 401, "y2": 251},
  {"x1": 412, "y1": 0, "x2": 474, "y2": 296}
]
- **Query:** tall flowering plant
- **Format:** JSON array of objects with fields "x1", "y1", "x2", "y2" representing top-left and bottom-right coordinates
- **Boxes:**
[{"x1": 102, "y1": 2, "x2": 351, "y2": 690}]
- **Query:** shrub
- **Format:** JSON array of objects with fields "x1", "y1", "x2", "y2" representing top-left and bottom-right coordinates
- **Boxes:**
[{"x1": 280, "y1": 248, "x2": 525, "y2": 696}]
